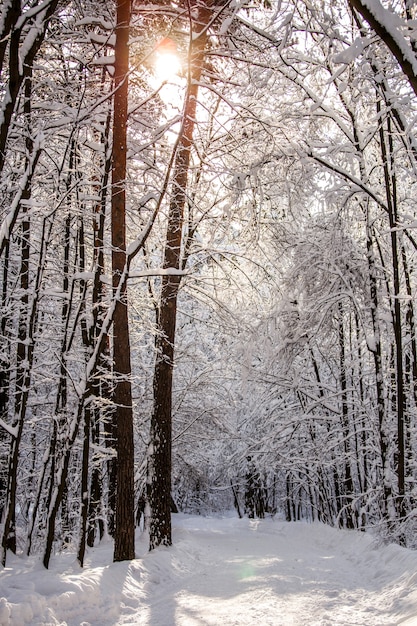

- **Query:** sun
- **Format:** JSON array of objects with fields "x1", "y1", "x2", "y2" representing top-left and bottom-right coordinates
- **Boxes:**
[
  {"x1": 154, "y1": 51, "x2": 181, "y2": 82},
  {"x1": 154, "y1": 38, "x2": 181, "y2": 82}
]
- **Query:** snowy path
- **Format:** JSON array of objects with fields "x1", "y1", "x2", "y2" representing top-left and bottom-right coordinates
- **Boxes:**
[{"x1": 2, "y1": 515, "x2": 417, "y2": 625}]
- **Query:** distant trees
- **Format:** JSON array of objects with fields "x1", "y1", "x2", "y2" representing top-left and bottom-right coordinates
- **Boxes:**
[{"x1": 225, "y1": 0, "x2": 417, "y2": 545}]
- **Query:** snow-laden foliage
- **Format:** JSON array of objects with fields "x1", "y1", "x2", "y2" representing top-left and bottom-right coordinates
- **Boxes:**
[{"x1": 2, "y1": 0, "x2": 417, "y2": 571}]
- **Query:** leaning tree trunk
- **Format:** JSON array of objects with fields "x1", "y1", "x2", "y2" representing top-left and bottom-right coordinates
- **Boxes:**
[
  {"x1": 0, "y1": 238, "x2": 10, "y2": 521},
  {"x1": 1, "y1": 70, "x2": 37, "y2": 564},
  {"x1": 147, "y1": 4, "x2": 210, "y2": 550}
]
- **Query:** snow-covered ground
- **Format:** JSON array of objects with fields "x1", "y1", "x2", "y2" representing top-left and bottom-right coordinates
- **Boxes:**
[{"x1": 2, "y1": 514, "x2": 417, "y2": 625}]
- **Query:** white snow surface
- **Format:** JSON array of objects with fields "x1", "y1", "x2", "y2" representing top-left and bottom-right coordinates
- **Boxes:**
[{"x1": 2, "y1": 514, "x2": 417, "y2": 625}]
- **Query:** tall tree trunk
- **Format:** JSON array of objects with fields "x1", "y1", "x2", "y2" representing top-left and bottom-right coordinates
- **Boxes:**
[
  {"x1": 78, "y1": 404, "x2": 90, "y2": 567},
  {"x1": 77, "y1": 211, "x2": 92, "y2": 566},
  {"x1": 353, "y1": 310, "x2": 368, "y2": 528},
  {"x1": 378, "y1": 106, "x2": 406, "y2": 524},
  {"x1": 147, "y1": 3, "x2": 210, "y2": 550},
  {"x1": 88, "y1": 98, "x2": 112, "y2": 546},
  {"x1": 0, "y1": 238, "x2": 10, "y2": 521},
  {"x1": 1, "y1": 70, "x2": 35, "y2": 564},
  {"x1": 43, "y1": 140, "x2": 76, "y2": 553},
  {"x1": 400, "y1": 244, "x2": 417, "y2": 498},
  {"x1": 337, "y1": 300, "x2": 355, "y2": 529},
  {"x1": 112, "y1": 0, "x2": 135, "y2": 563}
]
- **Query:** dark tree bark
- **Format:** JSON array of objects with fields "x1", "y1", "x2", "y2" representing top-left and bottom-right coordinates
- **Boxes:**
[
  {"x1": 401, "y1": 244, "x2": 417, "y2": 497},
  {"x1": 348, "y1": 0, "x2": 417, "y2": 97},
  {"x1": 0, "y1": 238, "x2": 10, "y2": 521},
  {"x1": 365, "y1": 217, "x2": 394, "y2": 522},
  {"x1": 78, "y1": 213, "x2": 91, "y2": 567},
  {"x1": 0, "y1": 0, "x2": 60, "y2": 176},
  {"x1": 88, "y1": 99, "x2": 112, "y2": 547},
  {"x1": 378, "y1": 107, "x2": 406, "y2": 524},
  {"x1": 0, "y1": 70, "x2": 37, "y2": 565},
  {"x1": 0, "y1": 0, "x2": 20, "y2": 77},
  {"x1": 147, "y1": 3, "x2": 210, "y2": 550},
  {"x1": 337, "y1": 301, "x2": 355, "y2": 529},
  {"x1": 77, "y1": 404, "x2": 90, "y2": 567},
  {"x1": 112, "y1": 0, "x2": 135, "y2": 563}
]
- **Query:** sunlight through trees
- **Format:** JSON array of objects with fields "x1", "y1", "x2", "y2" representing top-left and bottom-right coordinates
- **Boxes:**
[{"x1": 2, "y1": 0, "x2": 417, "y2": 568}]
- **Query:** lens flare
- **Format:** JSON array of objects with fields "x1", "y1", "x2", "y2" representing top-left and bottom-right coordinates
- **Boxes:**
[
  {"x1": 154, "y1": 51, "x2": 181, "y2": 81},
  {"x1": 154, "y1": 38, "x2": 181, "y2": 82}
]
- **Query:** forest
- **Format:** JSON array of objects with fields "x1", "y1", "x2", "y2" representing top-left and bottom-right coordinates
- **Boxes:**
[{"x1": 1, "y1": 0, "x2": 417, "y2": 569}]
